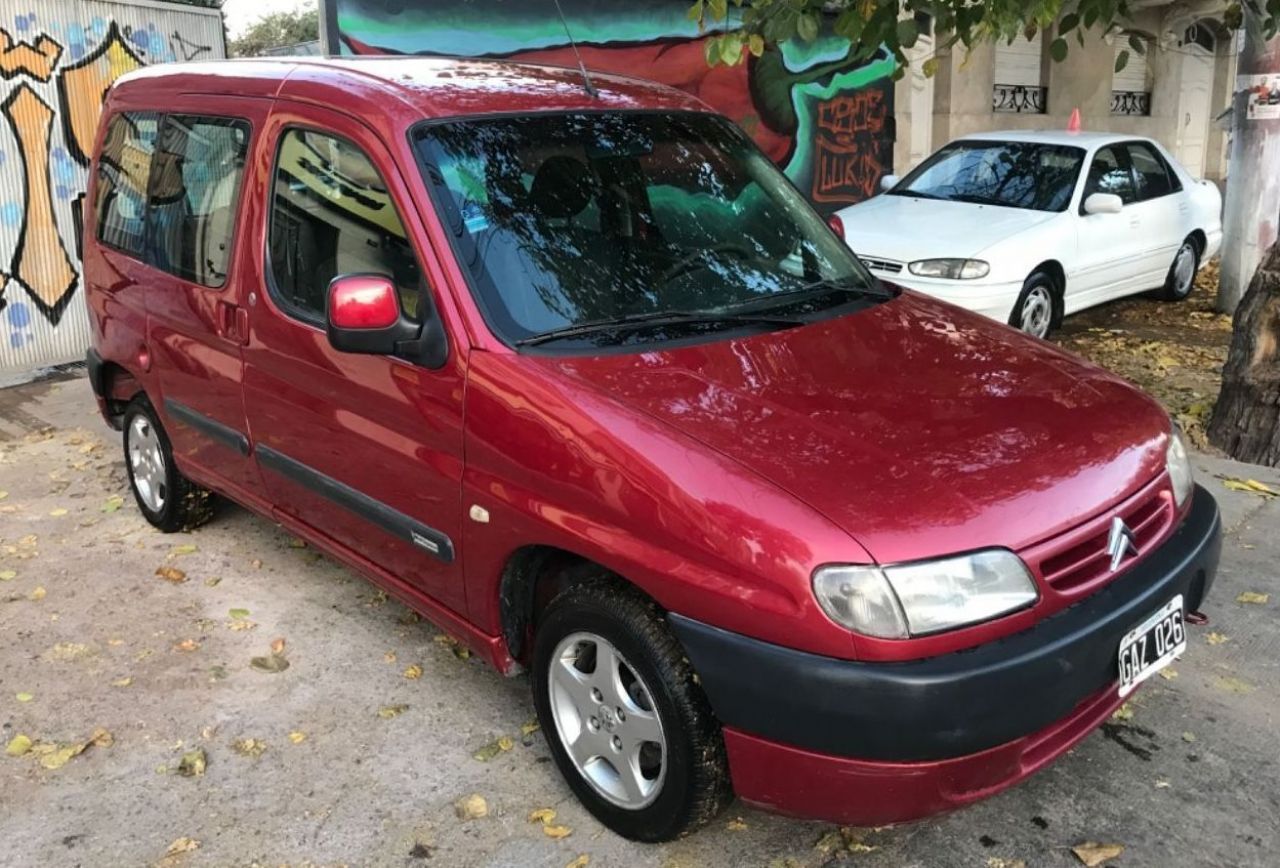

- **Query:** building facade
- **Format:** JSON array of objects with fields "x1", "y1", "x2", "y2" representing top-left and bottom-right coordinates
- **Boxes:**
[
  {"x1": 895, "y1": 4, "x2": 1238, "y2": 180},
  {"x1": 0, "y1": 0, "x2": 225, "y2": 374}
]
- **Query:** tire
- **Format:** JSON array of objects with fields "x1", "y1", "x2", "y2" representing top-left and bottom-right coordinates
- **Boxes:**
[
  {"x1": 1156, "y1": 237, "x2": 1199, "y2": 301},
  {"x1": 1009, "y1": 270, "x2": 1058, "y2": 339},
  {"x1": 122, "y1": 397, "x2": 214, "y2": 533},
  {"x1": 531, "y1": 575, "x2": 731, "y2": 841}
]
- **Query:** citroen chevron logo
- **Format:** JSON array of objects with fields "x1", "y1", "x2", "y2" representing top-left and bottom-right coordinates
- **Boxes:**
[{"x1": 1107, "y1": 516, "x2": 1138, "y2": 571}]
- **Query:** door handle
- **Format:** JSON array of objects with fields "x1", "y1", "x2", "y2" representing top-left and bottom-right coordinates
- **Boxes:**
[{"x1": 216, "y1": 300, "x2": 249, "y2": 346}]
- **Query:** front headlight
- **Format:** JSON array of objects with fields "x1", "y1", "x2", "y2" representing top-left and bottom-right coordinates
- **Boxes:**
[
  {"x1": 813, "y1": 550, "x2": 1038, "y2": 638},
  {"x1": 907, "y1": 258, "x2": 990, "y2": 279},
  {"x1": 1166, "y1": 424, "x2": 1193, "y2": 508}
]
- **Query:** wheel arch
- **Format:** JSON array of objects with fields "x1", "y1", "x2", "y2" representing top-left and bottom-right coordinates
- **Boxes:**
[
  {"x1": 498, "y1": 545, "x2": 657, "y2": 668},
  {"x1": 1028, "y1": 260, "x2": 1066, "y2": 326},
  {"x1": 99, "y1": 361, "x2": 145, "y2": 429}
]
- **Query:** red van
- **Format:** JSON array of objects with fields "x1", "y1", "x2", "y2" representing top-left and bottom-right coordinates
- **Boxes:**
[{"x1": 84, "y1": 58, "x2": 1220, "y2": 841}]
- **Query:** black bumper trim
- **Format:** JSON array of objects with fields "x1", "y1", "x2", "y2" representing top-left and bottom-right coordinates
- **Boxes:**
[
  {"x1": 257, "y1": 445, "x2": 455, "y2": 564},
  {"x1": 670, "y1": 484, "x2": 1221, "y2": 763},
  {"x1": 164, "y1": 399, "x2": 251, "y2": 457},
  {"x1": 86, "y1": 349, "x2": 106, "y2": 401}
]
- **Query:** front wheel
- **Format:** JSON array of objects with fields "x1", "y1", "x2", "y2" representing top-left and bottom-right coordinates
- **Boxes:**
[
  {"x1": 531, "y1": 577, "x2": 731, "y2": 841},
  {"x1": 1010, "y1": 271, "x2": 1058, "y2": 339}
]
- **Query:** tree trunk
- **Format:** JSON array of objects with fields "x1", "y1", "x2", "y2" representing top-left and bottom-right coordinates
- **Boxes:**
[{"x1": 1209, "y1": 240, "x2": 1280, "y2": 466}]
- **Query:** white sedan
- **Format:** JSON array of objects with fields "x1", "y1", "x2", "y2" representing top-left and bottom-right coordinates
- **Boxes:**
[{"x1": 833, "y1": 130, "x2": 1222, "y2": 337}]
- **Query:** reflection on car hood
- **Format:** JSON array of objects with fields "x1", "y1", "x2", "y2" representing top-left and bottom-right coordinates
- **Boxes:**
[
  {"x1": 836, "y1": 195, "x2": 1058, "y2": 264},
  {"x1": 538, "y1": 292, "x2": 1169, "y2": 564}
]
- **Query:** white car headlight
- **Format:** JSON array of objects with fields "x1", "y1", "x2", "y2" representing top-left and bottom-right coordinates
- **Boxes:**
[
  {"x1": 813, "y1": 550, "x2": 1038, "y2": 638},
  {"x1": 907, "y1": 258, "x2": 990, "y2": 280},
  {"x1": 1166, "y1": 424, "x2": 1193, "y2": 508}
]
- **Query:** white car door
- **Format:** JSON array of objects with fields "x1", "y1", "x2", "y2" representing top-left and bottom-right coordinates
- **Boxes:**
[
  {"x1": 1071, "y1": 145, "x2": 1142, "y2": 310},
  {"x1": 1123, "y1": 141, "x2": 1185, "y2": 289}
]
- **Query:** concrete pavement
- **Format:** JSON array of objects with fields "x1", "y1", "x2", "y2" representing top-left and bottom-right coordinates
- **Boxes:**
[{"x1": 1, "y1": 373, "x2": 1277, "y2": 868}]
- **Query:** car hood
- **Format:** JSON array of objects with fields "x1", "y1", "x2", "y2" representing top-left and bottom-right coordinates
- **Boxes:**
[
  {"x1": 535, "y1": 292, "x2": 1170, "y2": 564},
  {"x1": 837, "y1": 195, "x2": 1057, "y2": 263}
]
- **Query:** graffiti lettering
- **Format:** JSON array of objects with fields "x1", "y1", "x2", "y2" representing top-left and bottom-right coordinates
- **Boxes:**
[
  {"x1": 0, "y1": 29, "x2": 62, "y2": 82},
  {"x1": 170, "y1": 31, "x2": 212, "y2": 63},
  {"x1": 811, "y1": 88, "x2": 892, "y2": 203},
  {"x1": 58, "y1": 22, "x2": 143, "y2": 167},
  {"x1": 1, "y1": 85, "x2": 77, "y2": 319}
]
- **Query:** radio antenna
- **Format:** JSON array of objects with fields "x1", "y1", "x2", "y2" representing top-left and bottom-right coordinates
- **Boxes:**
[{"x1": 551, "y1": 0, "x2": 598, "y2": 98}]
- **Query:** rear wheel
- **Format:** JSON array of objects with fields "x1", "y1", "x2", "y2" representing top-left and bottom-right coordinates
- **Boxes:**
[
  {"x1": 531, "y1": 577, "x2": 730, "y2": 841},
  {"x1": 122, "y1": 397, "x2": 214, "y2": 533},
  {"x1": 1010, "y1": 271, "x2": 1058, "y2": 339},
  {"x1": 1157, "y1": 238, "x2": 1199, "y2": 301}
]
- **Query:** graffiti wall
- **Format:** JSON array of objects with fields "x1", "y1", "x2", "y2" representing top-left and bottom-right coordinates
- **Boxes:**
[
  {"x1": 0, "y1": 0, "x2": 224, "y2": 374},
  {"x1": 324, "y1": 1, "x2": 896, "y2": 212}
]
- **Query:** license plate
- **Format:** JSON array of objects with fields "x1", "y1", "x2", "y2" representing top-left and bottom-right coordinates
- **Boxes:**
[{"x1": 1117, "y1": 594, "x2": 1186, "y2": 697}]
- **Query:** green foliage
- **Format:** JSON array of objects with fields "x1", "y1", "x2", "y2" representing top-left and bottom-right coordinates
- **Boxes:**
[
  {"x1": 228, "y1": 6, "x2": 319, "y2": 58},
  {"x1": 693, "y1": 1, "x2": 1280, "y2": 74}
]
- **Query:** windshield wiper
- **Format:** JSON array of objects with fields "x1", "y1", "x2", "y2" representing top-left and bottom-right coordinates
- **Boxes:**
[
  {"x1": 719, "y1": 278, "x2": 893, "y2": 315},
  {"x1": 514, "y1": 309, "x2": 805, "y2": 348}
]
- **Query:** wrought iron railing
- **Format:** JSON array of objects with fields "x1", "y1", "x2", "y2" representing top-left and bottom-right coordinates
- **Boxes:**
[
  {"x1": 993, "y1": 83, "x2": 1047, "y2": 114},
  {"x1": 1111, "y1": 90, "x2": 1151, "y2": 116}
]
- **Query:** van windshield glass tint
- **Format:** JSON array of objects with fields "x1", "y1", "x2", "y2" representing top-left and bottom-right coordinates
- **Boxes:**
[
  {"x1": 413, "y1": 112, "x2": 876, "y2": 347},
  {"x1": 892, "y1": 141, "x2": 1084, "y2": 211}
]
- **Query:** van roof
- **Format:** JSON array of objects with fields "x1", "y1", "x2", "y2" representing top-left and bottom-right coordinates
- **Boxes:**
[{"x1": 111, "y1": 56, "x2": 709, "y2": 122}]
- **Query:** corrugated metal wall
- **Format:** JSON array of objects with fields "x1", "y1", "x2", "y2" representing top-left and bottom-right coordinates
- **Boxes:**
[{"x1": 0, "y1": 0, "x2": 225, "y2": 374}]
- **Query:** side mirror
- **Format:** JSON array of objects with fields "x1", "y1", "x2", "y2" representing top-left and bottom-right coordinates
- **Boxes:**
[
  {"x1": 326, "y1": 274, "x2": 448, "y2": 368},
  {"x1": 879, "y1": 174, "x2": 900, "y2": 193},
  {"x1": 1083, "y1": 192, "x2": 1124, "y2": 215}
]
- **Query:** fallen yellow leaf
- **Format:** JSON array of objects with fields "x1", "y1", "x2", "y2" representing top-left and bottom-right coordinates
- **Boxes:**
[
  {"x1": 454, "y1": 793, "x2": 488, "y2": 820},
  {"x1": 1158, "y1": 668, "x2": 1178, "y2": 681},
  {"x1": 565, "y1": 856, "x2": 590, "y2": 868},
  {"x1": 288, "y1": 731, "x2": 307, "y2": 744},
  {"x1": 270, "y1": 637, "x2": 286, "y2": 655},
  {"x1": 1072, "y1": 843, "x2": 1124, "y2": 867},
  {"x1": 155, "y1": 566, "x2": 187, "y2": 583},
  {"x1": 529, "y1": 807, "x2": 557, "y2": 825},
  {"x1": 0, "y1": 570, "x2": 15, "y2": 581},
  {"x1": 543, "y1": 824, "x2": 572, "y2": 839},
  {"x1": 178, "y1": 748, "x2": 207, "y2": 777},
  {"x1": 29, "y1": 586, "x2": 45, "y2": 601},
  {"x1": 165, "y1": 837, "x2": 200, "y2": 856},
  {"x1": 173, "y1": 639, "x2": 200, "y2": 652},
  {"x1": 171, "y1": 544, "x2": 198, "y2": 556},
  {"x1": 1214, "y1": 675, "x2": 1254, "y2": 694},
  {"x1": 1221, "y1": 477, "x2": 1278, "y2": 498},
  {"x1": 15, "y1": 692, "x2": 33, "y2": 703},
  {"x1": 5, "y1": 734, "x2": 32, "y2": 756},
  {"x1": 1205, "y1": 632, "x2": 1229, "y2": 645},
  {"x1": 378, "y1": 704, "x2": 409, "y2": 719},
  {"x1": 404, "y1": 664, "x2": 423, "y2": 680},
  {"x1": 1182, "y1": 731, "x2": 1196, "y2": 743},
  {"x1": 1236, "y1": 591, "x2": 1269, "y2": 605},
  {"x1": 726, "y1": 817, "x2": 748, "y2": 831},
  {"x1": 231, "y1": 738, "x2": 266, "y2": 757},
  {"x1": 1111, "y1": 703, "x2": 1134, "y2": 721}
]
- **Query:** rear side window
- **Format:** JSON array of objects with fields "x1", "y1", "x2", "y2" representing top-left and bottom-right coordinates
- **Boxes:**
[
  {"x1": 146, "y1": 115, "x2": 250, "y2": 287},
  {"x1": 1127, "y1": 142, "x2": 1181, "y2": 200},
  {"x1": 268, "y1": 129, "x2": 423, "y2": 324},
  {"x1": 95, "y1": 112, "x2": 158, "y2": 256}
]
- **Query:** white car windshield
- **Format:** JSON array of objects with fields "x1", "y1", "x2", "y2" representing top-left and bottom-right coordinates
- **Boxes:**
[{"x1": 892, "y1": 140, "x2": 1085, "y2": 212}]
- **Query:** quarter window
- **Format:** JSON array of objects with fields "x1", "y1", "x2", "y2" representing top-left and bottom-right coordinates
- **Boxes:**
[
  {"x1": 268, "y1": 129, "x2": 423, "y2": 323},
  {"x1": 94, "y1": 112, "x2": 158, "y2": 256},
  {"x1": 145, "y1": 115, "x2": 250, "y2": 287},
  {"x1": 1127, "y1": 142, "x2": 1180, "y2": 200},
  {"x1": 1083, "y1": 146, "x2": 1135, "y2": 204}
]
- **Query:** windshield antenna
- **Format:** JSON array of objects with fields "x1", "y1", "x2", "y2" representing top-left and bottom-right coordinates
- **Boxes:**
[{"x1": 551, "y1": 0, "x2": 598, "y2": 99}]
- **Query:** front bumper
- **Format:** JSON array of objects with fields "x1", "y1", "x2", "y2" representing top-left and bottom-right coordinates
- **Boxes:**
[
  {"x1": 670, "y1": 483, "x2": 1221, "y2": 823},
  {"x1": 878, "y1": 274, "x2": 1023, "y2": 322}
]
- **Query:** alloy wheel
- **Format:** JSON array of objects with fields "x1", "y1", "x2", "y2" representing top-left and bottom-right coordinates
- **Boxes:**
[
  {"x1": 1173, "y1": 244, "x2": 1196, "y2": 297},
  {"x1": 128, "y1": 415, "x2": 167, "y2": 513},
  {"x1": 1020, "y1": 286, "x2": 1053, "y2": 338},
  {"x1": 547, "y1": 631, "x2": 667, "y2": 810}
]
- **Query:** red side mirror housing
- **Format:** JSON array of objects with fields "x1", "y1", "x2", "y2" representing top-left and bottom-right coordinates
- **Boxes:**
[
  {"x1": 325, "y1": 273, "x2": 448, "y2": 369},
  {"x1": 329, "y1": 274, "x2": 400, "y2": 330}
]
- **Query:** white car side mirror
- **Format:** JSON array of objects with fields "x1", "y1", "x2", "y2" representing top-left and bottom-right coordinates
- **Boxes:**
[
  {"x1": 880, "y1": 174, "x2": 900, "y2": 193},
  {"x1": 1083, "y1": 192, "x2": 1124, "y2": 215}
]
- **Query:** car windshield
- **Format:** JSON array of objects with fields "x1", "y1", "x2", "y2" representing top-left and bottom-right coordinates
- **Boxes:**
[
  {"x1": 413, "y1": 111, "x2": 879, "y2": 348},
  {"x1": 891, "y1": 140, "x2": 1085, "y2": 212}
]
